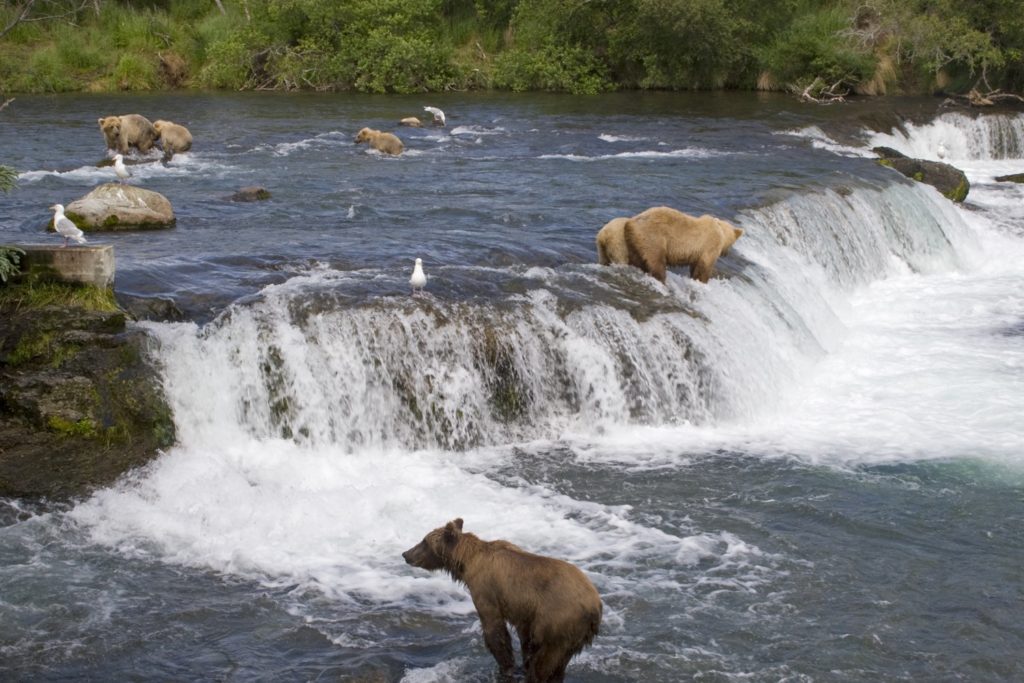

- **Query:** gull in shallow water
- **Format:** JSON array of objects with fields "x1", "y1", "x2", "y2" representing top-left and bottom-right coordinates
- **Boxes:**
[
  {"x1": 50, "y1": 204, "x2": 87, "y2": 247},
  {"x1": 113, "y1": 154, "x2": 131, "y2": 184},
  {"x1": 410, "y1": 257, "x2": 427, "y2": 296},
  {"x1": 423, "y1": 106, "x2": 446, "y2": 126}
]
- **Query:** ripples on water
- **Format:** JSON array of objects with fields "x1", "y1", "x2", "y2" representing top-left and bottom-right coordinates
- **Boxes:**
[{"x1": 2, "y1": 93, "x2": 1024, "y2": 681}]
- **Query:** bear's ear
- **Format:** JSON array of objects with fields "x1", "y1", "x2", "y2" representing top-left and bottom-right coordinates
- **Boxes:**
[
  {"x1": 98, "y1": 118, "x2": 104, "y2": 125},
  {"x1": 733, "y1": 227, "x2": 744, "y2": 239},
  {"x1": 444, "y1": 518, "x2": 464, "y2": 539}
]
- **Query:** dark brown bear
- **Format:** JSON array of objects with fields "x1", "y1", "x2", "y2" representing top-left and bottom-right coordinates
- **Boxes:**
[{"x1": 403, "y1": 518, "x2": 602, "y2": 683}]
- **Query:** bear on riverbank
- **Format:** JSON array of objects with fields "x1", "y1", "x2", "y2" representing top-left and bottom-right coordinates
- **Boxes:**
[
  {"x1": 596, "y1": 216, "x2": 630, "y2": 265},
  {"x1": 153, "y1": 119, "x2": 192, "y2": 161},
  {"x1": 403, "y1": 518, "x2": 602, "y2": 683},
  {"x1": 624, "y1": 206, "x2": 743, "y2": 283},
  {"x1": 98, "y1": 114, "x2": 158, "y2": 155},
  {"x1": 354, "y1": 127, "x2": 404, "y2": 155}
]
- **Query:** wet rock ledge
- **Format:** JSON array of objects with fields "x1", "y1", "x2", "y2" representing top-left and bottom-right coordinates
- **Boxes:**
[{"x1": 0, "y1": 277, "x2": 175, "y2": 500}]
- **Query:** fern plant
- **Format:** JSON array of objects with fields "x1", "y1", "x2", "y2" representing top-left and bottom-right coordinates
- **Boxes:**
[{"x1": 0, "y1": 246, "x2": 25, "y2": 284}]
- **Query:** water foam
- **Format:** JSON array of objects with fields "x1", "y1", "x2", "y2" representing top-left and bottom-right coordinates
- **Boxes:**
[{"x1": 868, "y1": 111, "x2": 1024, "y2": 161}]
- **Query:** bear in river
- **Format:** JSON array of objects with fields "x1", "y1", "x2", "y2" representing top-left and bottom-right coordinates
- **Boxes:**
[
  {"x1": 153, "y1": 119, "x2": 192, "y2": 161},
  {"x1": 403, "y1": 518, "x2": 602, "y2": 683},
  {"x1": 354, "y1": 127, "x2": 404, "y2": 155},
  {"x1": 98, "y1": 114, "x2": 158, "y2": 155},
  {"x1": 623, "y1": 205, "x2": 743, "y2": 282}
]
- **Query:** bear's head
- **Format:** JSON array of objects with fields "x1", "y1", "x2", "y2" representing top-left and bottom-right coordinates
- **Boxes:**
[
  {"x1": 403, "y1": 518, "x2": 464, "y2": 572},
  {"x1": 354, "y1": 127, "x2": 377, "y2": 144},
  {"x1": 98, "y1": 116, "x2": 121, "y2": 138},
  {"x1": 717, "y1": 220, "x2": 744, "y2": 254},
  {"x1": 153, "y1": 120, "x2": 168, "y2": 136}
]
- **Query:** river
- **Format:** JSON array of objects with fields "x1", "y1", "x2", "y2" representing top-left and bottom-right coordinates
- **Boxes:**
[{"x1": 1, "y1": 92, "x2": 1023, "y2": 681}]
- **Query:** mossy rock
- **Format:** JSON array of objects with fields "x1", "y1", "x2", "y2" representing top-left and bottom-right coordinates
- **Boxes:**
[{"x1": 0, "y1": 281, "x2": 175, "y2": 500}]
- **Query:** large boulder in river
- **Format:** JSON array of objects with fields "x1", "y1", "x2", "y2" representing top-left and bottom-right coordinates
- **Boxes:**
[
  {"x1": 873, "y1": 148, "x2": 970, "y2": 203},
  {"x1": 61, "y1": 183, "x2": 175, "y2": 230},
  {"x1": 0, "y1": 283, "x2": 175, "y2": 500}
]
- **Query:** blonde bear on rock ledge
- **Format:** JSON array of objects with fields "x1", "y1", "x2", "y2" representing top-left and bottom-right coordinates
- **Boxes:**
[
  {"x1": 354, "y1": 127, "x2": 404, "y2": 155},
  {"x1": 598, "y1": 206, "x2": 743, "y2": 283}
]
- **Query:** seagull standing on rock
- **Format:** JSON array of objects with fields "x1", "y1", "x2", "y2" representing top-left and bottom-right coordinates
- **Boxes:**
[
  {"x1": 50, "y1": 204, "x2": 87, "y2": 247},
  {"x1": 410, "y1": 258, "x2": 427, "y2": 296},
  {"x1": 423, "y1": 106, "x2": 446, "y2": 126},
  {"x1": 113, "y1": 154, "x2": 131, "y2": 184}
]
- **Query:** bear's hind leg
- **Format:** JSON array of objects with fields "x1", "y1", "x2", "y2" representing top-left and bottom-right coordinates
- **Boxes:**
[{"x1": 526, "y1": 644, "x2": 573, "y2": 683}]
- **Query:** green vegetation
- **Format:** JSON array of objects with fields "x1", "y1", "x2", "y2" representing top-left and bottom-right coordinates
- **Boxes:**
[
  {"x1": 1, "y1": 0, "x2": 1022, "y2": 95},
  {"x1": 0, "y1": 280, "x2": 121, "y2": 313},
  {"x1": 0, "y1": 247, "x2": 24, "y2": 284},
  {"x1": 0, "y1": 165, "x2": 15, "y2": 191}
]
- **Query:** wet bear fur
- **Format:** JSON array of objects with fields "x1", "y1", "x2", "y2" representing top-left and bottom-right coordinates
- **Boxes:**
[
  {"x1": 354, "y1": 127, "x2": 404, "y2": 155},
  {"x1": 624, "y1": 205, "x2": 743, "y2": 283},
  {"x1": 596, "y1": 216, "x2": 630, "y2": 265},
  {"x1": 98, "y1": 114, "x2": 158, "y2": 155},
  {"x1": 403, "y1": 518, "x2": 602, "y2": 683},
  {"x1": 153, "y1": 119, "x2": 193, "y2": 161}
]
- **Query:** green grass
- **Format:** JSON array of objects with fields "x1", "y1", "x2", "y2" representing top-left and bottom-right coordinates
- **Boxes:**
[{"x1": 0, "y1": 281, "x2": 120, "y2": 313}]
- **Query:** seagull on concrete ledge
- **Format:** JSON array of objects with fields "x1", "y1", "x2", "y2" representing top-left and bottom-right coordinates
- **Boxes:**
[
  {"x1": 423, "y1": 106, "x2": 446, "y2": 126},
  {"x1": 50, "y1": 204, "x2": 87, "y2": 247},
  {"x1": 113, "y1": 154, "x2": 131, "y2": 184},
  {"x1": 410, "y1": 257, "x2": 427, "y2": 296}
]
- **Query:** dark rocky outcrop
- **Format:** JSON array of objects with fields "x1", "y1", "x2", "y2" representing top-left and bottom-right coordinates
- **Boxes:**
[
  {"x1": 994, "y1": 172, "x2": 1024, "y2": 183},
  {"x1": 56, "y1": 183, "x2": 175, "y2": 230},
  {"x1": 0, "y1": 284, "x2": 175, "y2": 500},
  {"x1": 230, "y1": 185, "x2": 271, "y2": 202},
  {"x1": 873, "y1": 148, "x2": 970, "y2": 202}
]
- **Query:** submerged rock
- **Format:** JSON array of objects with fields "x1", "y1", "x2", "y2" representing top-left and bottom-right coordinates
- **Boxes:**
[
  {"x1": 875, "y1": 150, "x2": 970, "y2": 203},
  {"x1": 994, "y1": 172, "x2": 1024, "y2": 183},
  {"x1": 0, "y1": 284, "x2": 175, "y2": 500},
  {"x1": 59, "y1": 183, "x2": 175, "y2": 230},
  {"x1": 230, "y1": 185, "x2": 271, "y2": 202}
]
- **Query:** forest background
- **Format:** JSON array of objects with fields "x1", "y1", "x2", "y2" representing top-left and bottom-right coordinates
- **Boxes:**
[{"x1": 0, "y1": 0, "x2": 1022, "y2": 97}]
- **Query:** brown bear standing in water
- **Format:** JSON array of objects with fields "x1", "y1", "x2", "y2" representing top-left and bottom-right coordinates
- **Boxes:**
[
  {"x1": 403, "y1": 518, "x2": 602, "y2": 683},
  {"x1": 624, "y1": 205, "x2": 743, "y2": 283},
  {"x1": 153, "y1": 119, "x2": 193, "y2": 161},
  {"x1": 98, "y1": 114, "x2": 158, "y2": 155},
  {"x1": 595, "y1": 216, "x2": 630, "y2": 265},
  {"x1": 354, "y1": 127, "x2": 404, "y2": 155}
]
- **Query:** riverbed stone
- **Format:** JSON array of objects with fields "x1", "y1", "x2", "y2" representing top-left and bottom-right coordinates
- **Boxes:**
[
  {"x1": 0, "y1": 284, "x2": 175, "y2": 500},
  {"x1": 60, "y1": 183, "x2": 175, "y2": 230},
  {"x1": 230, "y1": 185, "x2": 271, "y2": 202},
  {"x1": 875, "y1": 151, "x2": 970, "y2": 202},
  {"x1": 994, "y1": 172, "x2": 1024, "y2": 183}
]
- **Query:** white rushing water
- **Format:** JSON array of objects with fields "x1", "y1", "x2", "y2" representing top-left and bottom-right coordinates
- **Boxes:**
[{"x1": 67, "y1": 111, "x2": 1024, "y2": 678}]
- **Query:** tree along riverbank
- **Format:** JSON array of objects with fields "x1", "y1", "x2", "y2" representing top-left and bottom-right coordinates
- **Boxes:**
[{"x1": 1, "y1": 0, "x2": 1023, "y2": 99}]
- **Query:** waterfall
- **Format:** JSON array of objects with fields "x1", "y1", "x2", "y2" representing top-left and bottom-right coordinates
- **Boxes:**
[
  {"x1": 869, "y1": 111, "x2": 1024, "y2": 161},
  {"x1": 145, "y1": 179, "x2": 976, "y2": 453}
]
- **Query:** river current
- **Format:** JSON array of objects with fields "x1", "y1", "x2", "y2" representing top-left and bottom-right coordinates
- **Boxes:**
[{"x1": 1, "y1": 92, "x2": 1023, "y2": 681}]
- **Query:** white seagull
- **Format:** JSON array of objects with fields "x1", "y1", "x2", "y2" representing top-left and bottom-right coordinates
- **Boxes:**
[
  {"x1": 423, "y1": 106, "x2": 446, "y2": 126},
  {"x1": 50, "y1": 204, "x2": 87, "y2": 247},
  {"x1": 113, "y1": 154, "x2": 131, "y2": 184},
  {"x1": 936, "y1": 141, "x2": 947, "y2": 159},
  {"x1": 410, "y1": 257, "x2": 427, "y2": 296}
]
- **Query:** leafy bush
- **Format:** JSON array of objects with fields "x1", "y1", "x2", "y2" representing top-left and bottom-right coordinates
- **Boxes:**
[
  {"x1": 0, "y1": 165, "x2": 15, "y2": 192},
  {"x1": 0, "y1": 247, "x2": 25, "y2": 285},
  {"x1": 493, "y1": 45, "x2": 610, "y2": 93},
  {"x1": 759, "y1": 7, "x2": 876, "y2": 90}
]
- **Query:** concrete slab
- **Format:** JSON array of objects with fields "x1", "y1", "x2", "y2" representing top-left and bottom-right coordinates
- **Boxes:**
[{"x1": 13, "y1": 244, "x2": 115, "y2": 288}]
